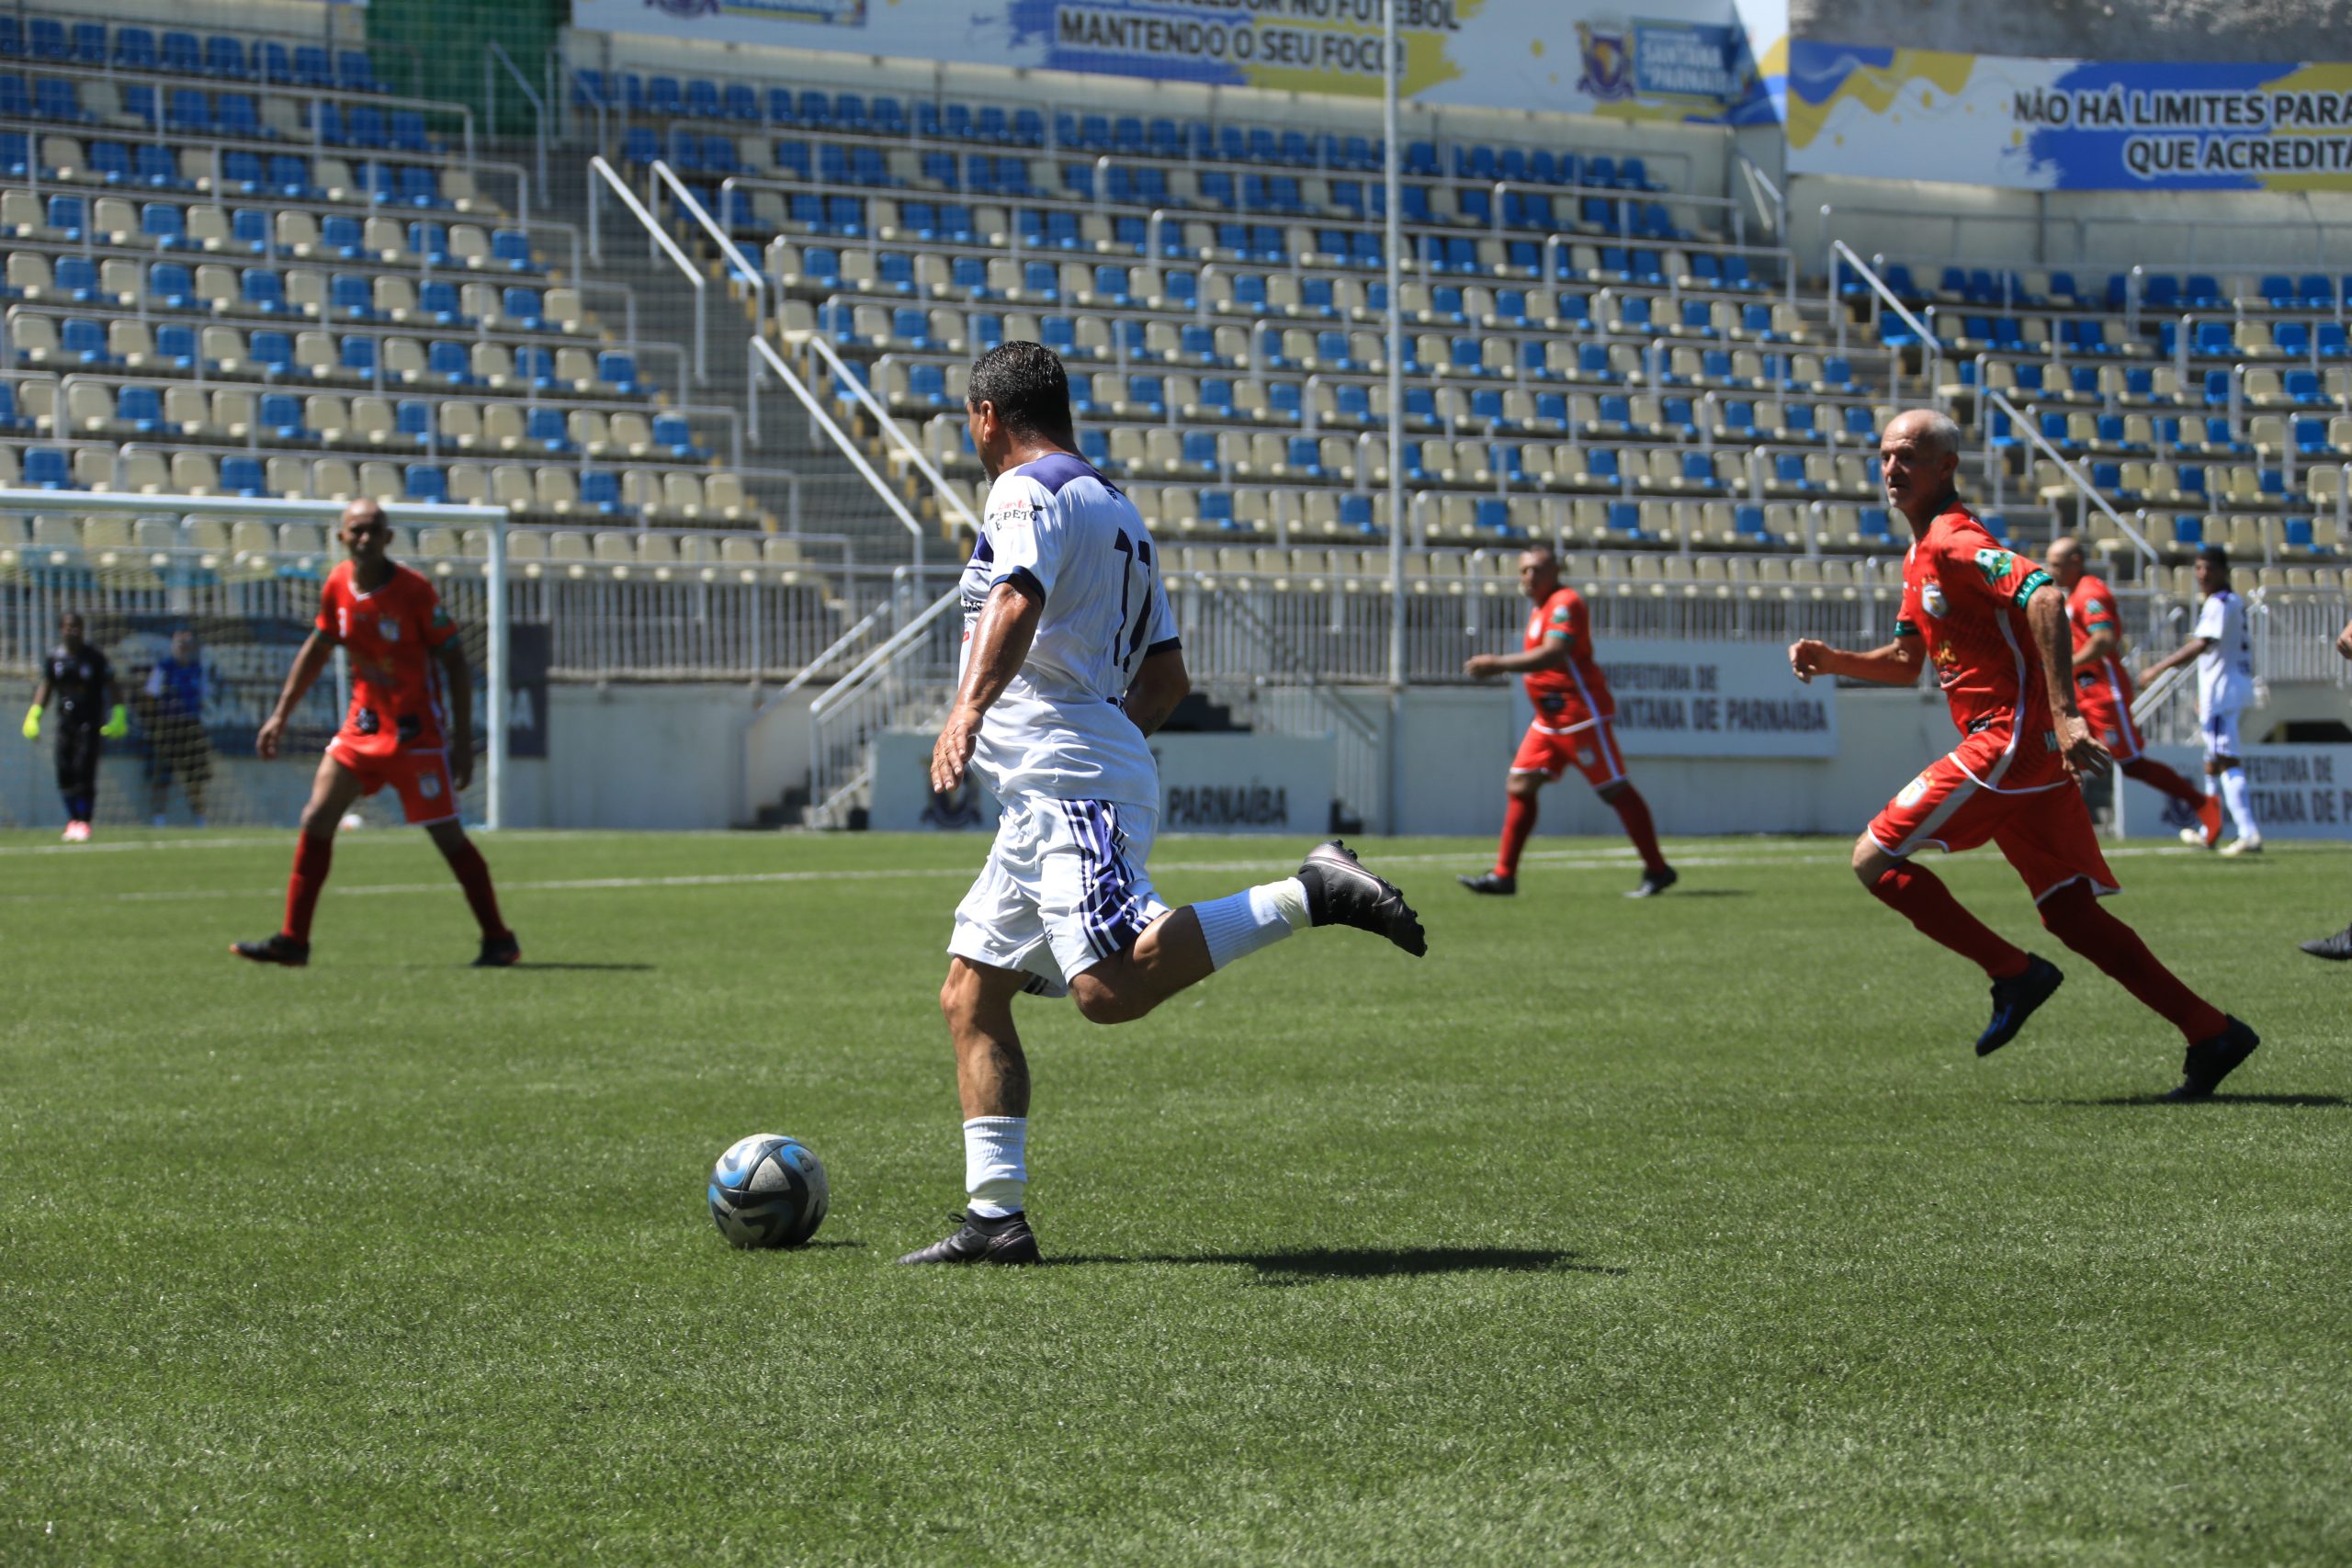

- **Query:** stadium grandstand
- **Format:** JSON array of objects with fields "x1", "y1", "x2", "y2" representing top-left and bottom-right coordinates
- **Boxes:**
[{"x1": 5, "y1": 0, "x2": 2351, "y2": 836}]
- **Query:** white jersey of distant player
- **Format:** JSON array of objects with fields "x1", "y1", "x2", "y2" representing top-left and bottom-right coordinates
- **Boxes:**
[
  {"x1": 959, "y1": 451, "x2": 1178, "y2": 807},
  {"x1": 2192, "y1": 588, "x2": 2255, "y2": 714}
]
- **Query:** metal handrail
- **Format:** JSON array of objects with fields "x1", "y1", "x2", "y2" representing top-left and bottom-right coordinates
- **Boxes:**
[
  {"x1": 797, "y1": 333, "x2": 980, "y2": 536},
  {"x1": 1984, "y1": 389, "x2": 2161, "y2": 572},
  {"x1": 485, "y1": 40, "x2": 548, "y2": 197},
  {"x1": 1734, "y1": 151, "x2": 1785, "y2": 243},
  {"x1": 546, "y1": 46, "x2": 608, "y2": 155},
  {"x1": 586, "y1": 155, "x2": 705, "y2": 385},
  {"x1": 748, "y1": 334, "x2": 924, "y2": 569},
  {"x1": 648, "y1": 160, "x2": 768, "y2": 343},
  {"x1": 1827, "y1": 238, "x2": 1943, "y2": 395}
]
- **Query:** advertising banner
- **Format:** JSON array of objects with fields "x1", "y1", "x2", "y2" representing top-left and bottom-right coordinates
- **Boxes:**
[
  {"x1": 1509, "y1": 637, "x2": 1838, "y2": 759},
  {"x1": 868, "y1": 729, "x2": 1336, "y2": 832},
  {"x1": 573, "y1": 0, "x2": 1751, "y2": 118},
  {"x1": 2118, "y1": 742, "x2": 2352, "y2": 840},
  {"x1": 1786, "y1": 41, "x2": 2352, "y2": 189}
]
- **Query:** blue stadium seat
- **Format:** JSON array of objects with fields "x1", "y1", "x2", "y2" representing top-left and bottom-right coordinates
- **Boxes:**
[
  {"x1": 115, "y1": 385, "x2": 165, "y2": 434},
  {"x1": 220, "y1": 456, "x2": 266, "y2": 497},
  {"x1": 405, "y1": 465, "x2": 448, "y2": 503},
  {"x1": 242, "y1": 268, "x2": 290, "y2": 315},
  {"x1": 598, "y1": 352, "x2": 643, "y2": 394},
  {"x1": 24, "y1": 447, "x2": 72, "y2": 489},
  {"x1": 580, "y1": 470, "x2": 623, "y2": 513},
  {"x1": 260, "y1": 393, "x2": 308, "y2": 440},
  {"x1": 527, "y1": 406, "x2": 569, "y2": 452}
]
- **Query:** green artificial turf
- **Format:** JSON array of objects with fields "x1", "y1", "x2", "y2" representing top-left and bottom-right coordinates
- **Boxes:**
[{"x1": 3, "y1": 828, "x2": 2348, "y2": 1563}]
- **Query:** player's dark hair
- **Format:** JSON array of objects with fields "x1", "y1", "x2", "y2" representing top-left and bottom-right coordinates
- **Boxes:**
[
  {"x1": 2197, "y1": 544, "x2": 2230, "y2": 572},
  {"x1": 967, "y1": 341, "x2": 1074, "y2": 443}
]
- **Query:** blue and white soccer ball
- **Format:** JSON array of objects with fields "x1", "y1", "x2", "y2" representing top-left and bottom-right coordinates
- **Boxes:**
[{"x1": 707, "y1": 1134, "x2": 830, "y2": 1248}]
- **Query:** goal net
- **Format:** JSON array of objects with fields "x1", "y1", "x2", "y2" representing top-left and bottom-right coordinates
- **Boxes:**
[{"x1": 0, "y1": 491, "x2": 510, "y2": 835}]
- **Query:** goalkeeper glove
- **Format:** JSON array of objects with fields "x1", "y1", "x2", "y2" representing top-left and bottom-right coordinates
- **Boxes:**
[
  {"x1": 100, "y1": 704, "x2": 129, "y2": 739},
  {"x1": 20, "y1": 704, "x2": 38, "y2": 740}
]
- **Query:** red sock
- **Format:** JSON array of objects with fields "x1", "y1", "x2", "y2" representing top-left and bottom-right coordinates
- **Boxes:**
[
  {"x1": 283, "y1": 832, "x2": 333, "y2": 943},
  {"x1": 2039, "y1": 882, "x2": 2227, "y2": 1043},
  {"x1": 2121, "y1": 756, "x2": 2206, "y2": 807},
  {"x1": 1495, "y1": 793, "x2": 1537, "y2": 877},
  {"x1": 1870, "y1": 862, "x2": 2030, "y2": 978},
  {"x1": 1608, "y1": 785, "x2": 1668, "y2": 874},
  {"x1": 443, "y1": 838, "x2": 510, "y2": 940}
]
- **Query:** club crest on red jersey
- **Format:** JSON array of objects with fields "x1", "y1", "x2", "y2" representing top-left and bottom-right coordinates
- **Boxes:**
[
  {"x1": 1920, "y1": 579, "x2": 1949, "y2": 617},
  {"x1": 1973, "y1": 547, "x2": 2016, "y2": 585}
]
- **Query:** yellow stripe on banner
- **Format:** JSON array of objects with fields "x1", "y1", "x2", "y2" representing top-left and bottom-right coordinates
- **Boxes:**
[{"x1": 1786, "y1": 46, "x2": 1978, "y2": 150}]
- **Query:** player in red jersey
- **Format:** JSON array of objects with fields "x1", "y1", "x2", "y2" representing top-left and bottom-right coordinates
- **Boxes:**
[
  {"x1": 1459, "y1": 544, "x2": 1676, "y2": 898},
  {"x1": 1790, "y1": 412, "x2": 2256, "y2": 1099},
  {"x1": 2045, "y1": 536, "x2": 2221, "y2": 846},
  {"x1": 232, "y1": 500, "x2": 519, "y2": 968}
]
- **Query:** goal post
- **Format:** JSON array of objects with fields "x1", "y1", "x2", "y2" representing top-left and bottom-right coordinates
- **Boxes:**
[{"x1": 0, "y1": 489, "x2": 511, "y2": 832}]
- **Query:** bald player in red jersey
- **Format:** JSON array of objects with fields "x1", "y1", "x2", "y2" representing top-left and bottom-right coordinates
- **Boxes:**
[
  {"x1": 1460, "y1": 544, "x2": 1676, "y2": 898},
  {"x1": 1790, "y1": 411, "x2": 2257, "y2": 1100},
  {"x1": 2045, "y1": 536, "x2": 2222, "y2": 847},
  {"x1": 232, "y1": 500, "x2": 519, "y2": 968}
]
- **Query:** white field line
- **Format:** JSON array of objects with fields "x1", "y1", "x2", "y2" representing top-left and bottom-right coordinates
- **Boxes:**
[{"x1": 0, "y1": 842, "x2": 2235, "y2": 906}]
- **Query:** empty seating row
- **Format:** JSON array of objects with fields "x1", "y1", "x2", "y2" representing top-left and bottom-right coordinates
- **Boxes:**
[
  {"x1": 2, "y1": 193, "x2": 536, "y2": 270},
  {"x1": 7, "y1": 314, "x2": 648, "y2": 395},
  {"x1": 1, "y1": 443, "x2": 751, "y2": 524},
  {"x1": 0, "y1": 75, "x2": 422, "y2": 150},
  {"x1": 0, "y1": 18, "x2": 380, "y2": 93},
  {"x1": 4, "y1": 257, "x2": 580, "y2": 334},
  {"x1": 8, "y1": 134, "x2": 469, "y2": 208}
]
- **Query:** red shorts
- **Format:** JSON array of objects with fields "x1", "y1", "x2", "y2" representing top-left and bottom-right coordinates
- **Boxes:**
[
  {"x1": 1511, "y1": 717, "x2": 1628, "y2": 789},
  {"x1": 327, "y1": 740, "x2": 459, "y2": 826},
  {"x1": 1867, "y1": 755, "x2": 2117, "y2": 904},
  {"x1": 2075, "y1": 694, "x2": 2143, "y2": 763}
]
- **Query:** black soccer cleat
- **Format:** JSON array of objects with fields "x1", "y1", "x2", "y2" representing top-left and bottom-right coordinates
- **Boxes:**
[
  {"x1": 1457, "y1": 871, "x2": 1517, "y2": 896},
  {"x1": 1975, "y1": 953, "x2": 2064, "y2": 1057},
  {"x1": 1626, "y1": 865, "x2": 1679, "y2": 899},
  {"x1": 472, "y1": 931, "x2": 522, "y2": 968},
  {"x1": 2165, "y1": 1016, "x2": 2260, "y2": 1100},
  {"x1": 1299, "y1": 840, "x2": 1427, "y2": 956},
  {"x1": 896, "y1": 1211, "x2": 1041, "y2": 1266},
  {"x1": 231, "y1": 933, "x2": 311, "y2": 967},
  {"x1": 2299, "y1": 926, "x2": 2352, "y2": 962}
]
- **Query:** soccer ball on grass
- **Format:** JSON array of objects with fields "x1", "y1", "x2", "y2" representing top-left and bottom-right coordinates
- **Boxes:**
[{"x1": 707, "y1": 1134, "x2": 830, "y2": 1248}]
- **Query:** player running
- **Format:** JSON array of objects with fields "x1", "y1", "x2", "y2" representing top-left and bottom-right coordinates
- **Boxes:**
[
  {"x1": 1789, "y1": 411, "x2": 2257, "y2": 1100},
  {"x1": 2044, "y1": 536, "x2": 2220, "y2": 845},
  {"x1": 2139, "y1": 545, "x2": 2261, "y2": 855},
  {"x1": 1457, "y1": 545, "x2": 1676, "y2": 899},
  {"x1": 25, "y1": 611, "x2": 129, "y2": 841},
  {"x1": 231, "y1": 500, "x2": 519, "y2": 968},
  {"x1": 902, "y1": 343, "x2": 1426, "y2": 1267}
]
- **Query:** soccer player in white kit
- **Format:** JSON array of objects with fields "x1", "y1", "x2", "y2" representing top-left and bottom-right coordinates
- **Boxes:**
[
  {"x1": 899, "y1": 343, "x2": 1428, "y2": 1267},
  {"x1": 2141, "y1": 545, "x2": 2261, "y2": 855}
]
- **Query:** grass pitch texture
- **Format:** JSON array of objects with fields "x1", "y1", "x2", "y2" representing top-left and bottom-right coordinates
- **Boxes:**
[{"x1": 4, "y1": 829, "x2": 2348, "y2": 1562}]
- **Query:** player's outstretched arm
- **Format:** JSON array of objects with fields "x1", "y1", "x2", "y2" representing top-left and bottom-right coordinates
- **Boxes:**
[
  {"x1": 2137, "y1": 635, "x2": 2211, "y2": 687},
  {"x1": 2028, "y1": 583, "x2": 2110, "y2": 780},
  {"x1": 933, "y1": 580, "x2": 1042, "y2": 792},
  {"x1": 257, "y1": 629, "x2": 336, "y2": 760},
  {"x1": 2336, "y1": 616, "x2": 2352, "y2": 662},
  {"x1": 1789, "y1": 635, "x2": 1924, "y2": 686},
  {"x1": 1465, "y1": 637, "x2": 1572, "y2": 680},
  {"x1": 1123, "y1": 646, "x2": 1191, "y2": 738},
  {"x1": 435, "y1": 640, "x2": 475, "y2": 792}
]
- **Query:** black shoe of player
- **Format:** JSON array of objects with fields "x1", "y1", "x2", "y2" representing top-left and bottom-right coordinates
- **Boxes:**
[
  {"x1": 896, "y1": 1211, "x2": 1041, "y2": 1266},
  {"x1": 2165, "y1": 1016, "x2": 2261, "y2": 1100},
  {"x1": 231, "y1": 933, "x2": 310, "y2": 967},
  {"x1": 1625, "y1": 865, "x2": 1679, "y2": 899},
  {"x1": 2299, "y1": 926, "x2": 2352, "y2": 961},
  {"x1": 1975, "y1": 953, "x2": 2064, "y2": 1056},
  {"x1": 1457, "y1": 872, "x2": 1516, "y2": 896},
  {"x1": 473, "y1": 931, "x2": 522, "y2": 968},
  {"x1": 1299, "y1": 840, "x2": 1427, "y2": 956}
]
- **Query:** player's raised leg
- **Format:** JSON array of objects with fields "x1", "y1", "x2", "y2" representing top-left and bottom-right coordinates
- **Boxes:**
[
  {"x1": 1463, "y1": 766, "x2": 1544, "y2": 895},
  {"x1": 424, "y1": 818, "x2": 520, "y2": 966},
  {"x1": 1595, "y1": 773, "x2": 1675, "y2": 898},
  {"x1": 234, "y1": 752, "x2": 364, "y2": 966},
  {"x1": 1853, "y1": 823, "x2": 2064, "y2": 1057}
]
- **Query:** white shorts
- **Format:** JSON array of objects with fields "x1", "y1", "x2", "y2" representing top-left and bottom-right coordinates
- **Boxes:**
[
  {"x1": 2199, "y1": 707, "x2": 2244, "y2": 761},
  {"x1": 948, "y1": 795, "x2": 1170, "y2": 998}
]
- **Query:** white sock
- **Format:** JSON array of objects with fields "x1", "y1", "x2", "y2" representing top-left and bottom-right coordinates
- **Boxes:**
[
  {"x1": 1195, "y1": 877, "x2": 1310, "y2": 970},
  {"x1": 964, "y1": 1116, "x2": 1027, "y2": 1217},
  {"x1": 2219, "y1": 766, "x2": 2259, "y2": 840}
]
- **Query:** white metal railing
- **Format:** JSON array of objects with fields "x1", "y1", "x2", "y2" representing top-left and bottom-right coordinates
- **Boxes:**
[
  {"x1": 585, "y1": 155, "x2": 706, "y2": 385},
  {"x1": 484, "y1": 39, "x2": 549, "y2": 197},
  {"x1": 649, "y1": 159, "x2": 768, "y2": 337},
  {"x1": 1827, "y1": 237, "x2": 1944, "y2": 400},
  {"x1": 747, "y1": 334, "x2": 926, "y2": 570},
  {"x1": 803, "y1": 582, "x2": 965, "y2": 826},
  {"x1": 796, "y1": 333, "x2": 981, "y2": 537},
  {"x1": 1982, "y1": 389, "x2": 2161, "y2": 571}
]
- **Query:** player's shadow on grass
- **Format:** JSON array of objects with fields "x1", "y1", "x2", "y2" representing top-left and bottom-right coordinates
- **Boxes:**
[
  {"x1": 1057, "y1": 1246, "x2": 1621, "y2": 1282},
  {"x1": 2043, "y1": 1092, "x2": 2347, "y2": 1108}
]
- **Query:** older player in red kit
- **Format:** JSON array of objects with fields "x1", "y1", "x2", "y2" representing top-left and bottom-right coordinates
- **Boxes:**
[
  {"x1": 1789, "y1": 411, "x2": 2257, "y2": 1099},
  {"x1": 2044, "y1": 536, "x2": 2222, "y2": 846},
  {"x1": 232, "y1": 499, "x2": 519, "y2": 968},
  {"x1": 1460, "y1": 544, "x2": 1676, "y2": 899}
]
